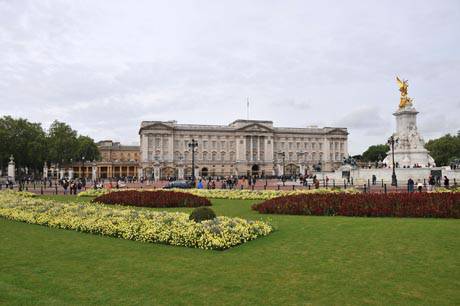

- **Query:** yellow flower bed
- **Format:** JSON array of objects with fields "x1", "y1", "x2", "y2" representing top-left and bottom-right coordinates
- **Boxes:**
[
  {"x1": 0, "y1": 189, "x2": 36, "y2": 197},
  {"x1": 174, "y1": 187, "x2": 360, "y2": 200},
  {"x1": 0, "y1": 192, "x2": 272, "y2": 250},
  {"x1": 78, "y1": 187, "x2": 359, "y2": 200}
]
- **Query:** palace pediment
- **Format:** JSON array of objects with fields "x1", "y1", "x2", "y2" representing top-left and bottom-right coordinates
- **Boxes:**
[
  {"x1": 325, "y1": 128, "x2": 348, "y2": 136},
  {"x1": 235, "y1": 123, "x2": 273, "y2": 133},
  {"x1": 139, "y1": 122, "x2": 174, "y2": 133}
]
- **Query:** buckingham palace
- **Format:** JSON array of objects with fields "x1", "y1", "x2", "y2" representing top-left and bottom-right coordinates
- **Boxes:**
[{"x1": 138, "y1": 119, "x2": 348, "y2": 180}]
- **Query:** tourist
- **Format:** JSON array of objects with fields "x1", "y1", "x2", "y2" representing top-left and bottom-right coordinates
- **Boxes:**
[
  {"x1": 444, "y1": 176, "x2": 450, "y2": 188},
  {"x1": 407, "y1": 178, "x2": 415, "y2": 193},
  {"x1": 63, "y1": 180, "x2": 69, "y2": 195},
  {"x1": 428, "y1": 175, "x2": 435, "y2": 191},
  {"x1": 197, "y1": 180, "x2": 203, "y2": 189},
  {"x1": 417, "y1": 180, "x2": 423, "y2": 193}
]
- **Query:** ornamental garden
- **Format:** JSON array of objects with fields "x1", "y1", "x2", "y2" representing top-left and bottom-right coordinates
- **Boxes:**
[{"x1": 1, "y1": 188, "x2": 459, "y2": 304}]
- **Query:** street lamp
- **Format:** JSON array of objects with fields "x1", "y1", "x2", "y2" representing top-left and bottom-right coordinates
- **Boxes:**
[
  {"x1": 188, "y1": 139, "x2": 198, "y2": 182},
  {"x1": 277, "y1": 152, "x2": 286, "y2": 186},
  {"x1": 82, "y1": 156, "x2": 85, "y2": 178},
  {"x1": 387, "y1": 135, "x2": 398, "y2": 186}
]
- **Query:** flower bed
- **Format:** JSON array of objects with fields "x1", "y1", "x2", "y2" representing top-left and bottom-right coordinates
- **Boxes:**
[
  {"x1": 78, "y1": 188, "x2": 111, "y2": 197},
  {"x1": 78, "y1": 187, "x2": 359, "y2": 200},
  {"x1": 0, "y1": 192, "x2": 272, "y2": 250},
  {"x1": 252, "y1": 192, "x2": 460, "y2": 218},
  {"x1": 0, "y1": 189, "x2": 36, "y2": 197},
  {"x1": 93, "y1": 190, "x2": 211, "y2": 208}
]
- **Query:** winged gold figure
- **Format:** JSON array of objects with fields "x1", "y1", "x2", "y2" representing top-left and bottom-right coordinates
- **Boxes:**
[{"x1": 396, "y1": 76, "x2": 412, "y2": 109}]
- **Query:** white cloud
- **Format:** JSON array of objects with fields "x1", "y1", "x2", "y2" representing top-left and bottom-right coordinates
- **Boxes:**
[{"x1": 0, "y1": 0, "x2": 459, "y2": 155}]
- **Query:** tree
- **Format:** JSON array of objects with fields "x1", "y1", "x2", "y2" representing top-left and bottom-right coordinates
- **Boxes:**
[
  {"x1": 47, "y1": 120, "x2": 78, "y2": 165},
  {"x1": 362, "y1": 144, "x2": 389, "y2": 162},
  {"x1": 425, "y1": 133, "x2": 460, "y2": 166},
  {"x1": 76, "y1": 135, "x2": 101, "y2": 162},
  {"x1": 0, "y1": 116, "x2": 47, "y2": 174}
]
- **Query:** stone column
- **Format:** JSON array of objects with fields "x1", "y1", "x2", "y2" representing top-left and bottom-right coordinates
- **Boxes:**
[
  {"x1": 7, "y1": 155, "x2": 15, "y2": 182},
  {"x1": 277, "y1": 163, "x2": 283, "y2": 176},
  {"x1": 138, "y1": 167, "x2": 143, "y2": 179},
  {"x1": 43, "y1": 163, "x2": 48, "y2": 179},
  {"x1": 153, "y1": 166, "x2": 160, "y2": 182},
  {"x1": 178, "y1": 165, "x2": 184, "y2": 180},
  {"x1": 300, "y1": 163, "x2": 305, "y2": 175},
  {"x1": 250, "y1": 136, "x2": 253, "y2": 162},
  {"x1": 92, "y1": 164, "x2": 97, "y2": 180},
  {"x1": 256, "y1": 136, "x2": 260, "y2": 161}
]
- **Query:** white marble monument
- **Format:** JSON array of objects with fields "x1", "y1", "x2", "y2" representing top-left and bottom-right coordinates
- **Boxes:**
[
  {"x1": 383, "y1": 77, "x2": 435, "y2": 168},
  {"x1": 7, "y1": 155, "x2": 15, "y2": 182}
]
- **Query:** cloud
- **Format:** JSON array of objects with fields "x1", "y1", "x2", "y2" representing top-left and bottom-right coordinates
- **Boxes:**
[{"x1": 0, "y1": 0, "x2": 459, "y2": 155}]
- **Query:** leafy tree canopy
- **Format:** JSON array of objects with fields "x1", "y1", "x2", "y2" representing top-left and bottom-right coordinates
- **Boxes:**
[
  {"x1": 425, "y1": 133, "x2": 460, "y2": 166},
  {"x1": 0, "y1": 116, "x2": 100, "y2": 173},
  {"x1": 362, "y1": 144, "x2": 389, "y2": 162}
]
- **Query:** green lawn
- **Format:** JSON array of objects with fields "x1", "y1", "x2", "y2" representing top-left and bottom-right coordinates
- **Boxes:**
[{"x1": 1, "y1": 196, "x2": 459, "y2": 305}]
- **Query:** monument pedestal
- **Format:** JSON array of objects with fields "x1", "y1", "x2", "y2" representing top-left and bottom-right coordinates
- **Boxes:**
[
  {"x1": 7, "y1": 156, "x2": 15, "y2": 182},
  {"x1": 383, "y1": 106, "x2": 435, "y2": 168}
]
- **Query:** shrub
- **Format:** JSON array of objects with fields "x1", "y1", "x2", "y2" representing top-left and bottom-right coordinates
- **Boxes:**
[
  {"x1": 252, "y1": 192, "x2": 460, "y2": 218},
  {"x1": 0, "y1": 192, "x2": 272, "y2": 250},
  {"x1": 189, "y1": 207, "x2": 217, "y2": 223},
  {"x1": 92, "y1": 190, "x2": 211, "y2": 208}
]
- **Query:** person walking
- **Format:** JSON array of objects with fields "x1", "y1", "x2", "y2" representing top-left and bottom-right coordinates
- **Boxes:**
[
  {"x1": 444, "y1": 176, "x2": 450, "y2": 188},
  {"x1": 417, "y1": 180, "x2": 423, "y2": 193},
  {"x1": 372, "y1": 174, "x2": 377, "y2": 185},
  {"x1": 428, "y1": 175, "x2": 435, "y2": 191},
  {"x1": 407, "y1": 178, "x2": 415, "y2": 193}
]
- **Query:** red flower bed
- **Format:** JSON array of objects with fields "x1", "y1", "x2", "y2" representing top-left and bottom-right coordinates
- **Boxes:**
[
  {"x1": 252, "y1": 193, "x2": 460, "y2": 218},
  {"x1": 93, "y1": 190, "x2": 211, "y2": 208}
]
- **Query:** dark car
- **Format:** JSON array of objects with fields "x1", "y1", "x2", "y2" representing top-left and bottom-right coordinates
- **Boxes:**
[{"x1": 163, "y1": 181, "x2": 194, "y2": 189}]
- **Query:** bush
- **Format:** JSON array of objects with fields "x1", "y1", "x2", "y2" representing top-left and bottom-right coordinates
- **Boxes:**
[
  {"x1": 0, "y1": 192, "x2": 272, "y2": 250},
  {"x1": 252, "y1": 192, "x2": 460, "y2": 218},
  {"x1": 189, "y1": 207, "x2": 216, "y2": 223},
  {"x1": 92, "y1": 190, "x2": 211, "y2": 208}
]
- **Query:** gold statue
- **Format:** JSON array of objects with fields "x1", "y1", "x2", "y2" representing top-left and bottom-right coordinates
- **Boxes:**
[{"x1": 396, "y1": 76, "x2": 413, "y2": 109}]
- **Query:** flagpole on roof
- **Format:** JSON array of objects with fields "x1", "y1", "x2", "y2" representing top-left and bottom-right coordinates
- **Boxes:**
[{"x1": 247, "y1": 97, "x2": 249, "y2": 120}]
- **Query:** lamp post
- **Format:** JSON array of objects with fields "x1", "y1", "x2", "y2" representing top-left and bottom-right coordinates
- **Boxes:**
[
  {"x1": 188, "y1": 139, "x2": 198, "y2": 182},
  {"x1": 277, "y1": 152, "x2": 286, "y2": 186},
  {"x1": 388, "y1": 135, "x2": 398, "y2": 186},
  {"x1": 82, "y1": 156, "x2": 85, "y2": 179}
]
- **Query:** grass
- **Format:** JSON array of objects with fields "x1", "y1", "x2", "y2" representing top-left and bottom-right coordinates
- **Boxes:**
[{"x1": 0, "y1": 195, "x2": 459, "y2": 305}]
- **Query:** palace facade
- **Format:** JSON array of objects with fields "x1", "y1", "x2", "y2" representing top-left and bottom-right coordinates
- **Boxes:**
[{"x1": 139, "y1": 119, "x2": 348, "y2": 179}]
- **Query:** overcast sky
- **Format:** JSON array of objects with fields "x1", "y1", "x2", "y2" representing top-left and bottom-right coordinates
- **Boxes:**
[{"x1": 1, "y1": 0, "x2": 459, "y2": 154}]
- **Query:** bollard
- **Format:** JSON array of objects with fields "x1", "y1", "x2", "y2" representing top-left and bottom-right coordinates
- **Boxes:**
[
  {"x1": 351, "y1": 177, "x2": 354, "y2": 185},
  {"x1": 292, "y1": 185, "x2": 295, "y2": 190},
  {"x1": 308, "y1": 184, "x2": 311, "y2": 190},
  {"x1": 251, "y1": 185, "x2": 254, "y2": 191},
  {"x1": 264, "y1": 184, "x2": 267, "y2": 190},
  {"x1": 333, "y1": 179, "x2": 335, "y2": 188},
  {"x1": 40, "y1": 186, "x2": 43, "y2": 195},
  {"x1": 55, "y1": 185, "x2": 58, "y2": 195},
  {"x1": 363, "y1": 184, "x2": 367, "y2": 193},
  {"x1": 34, "y1": 182, "x2": 36, "y2": 189},
  {"x1": 381, "y1": 179, "x2": 384, "y2": 187},
  {"x1": 384, "y1": 184, "x2": 387, "y2": 194},
  {"x1": 277, "y1": 185, "x2": 280, "y2": 190}
]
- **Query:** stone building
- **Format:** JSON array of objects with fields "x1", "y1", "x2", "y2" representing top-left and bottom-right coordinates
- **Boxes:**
[
  {"x1": 139, "y1": 119, "x2": 348, "y2": 180},
  {"x1": 57, "y1": 140, "x2": 140, "y2": 179},
  {"x1": 92, "y1": 140, "x2": 140, "y2": 179}
]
